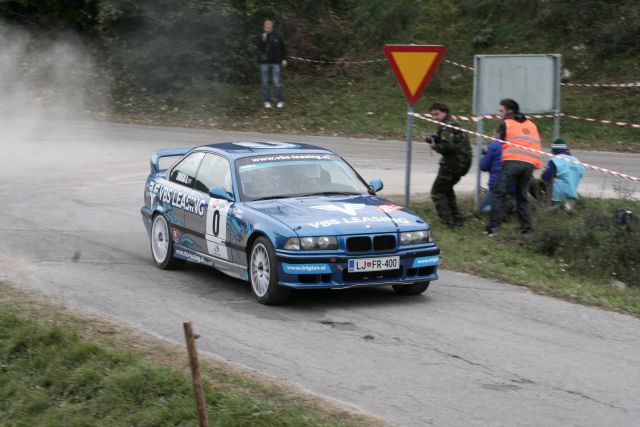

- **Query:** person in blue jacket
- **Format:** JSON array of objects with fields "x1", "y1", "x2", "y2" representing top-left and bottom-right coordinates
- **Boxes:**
[
  {"x1": 479, "y1": 128, "x2": 515, "y2": 215},
  {"x1": 542, "y1": 139, "x2": 585, "y2": 210}
]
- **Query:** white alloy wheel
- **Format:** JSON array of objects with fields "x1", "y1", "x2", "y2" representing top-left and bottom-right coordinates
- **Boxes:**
[
  {"x1": 151, "y1": 215, "x2": 170, "y2": 264},
  {"x1": 250, "y1": 243, "x2": 270, "y2": 297},
  {"x1": 248, "y1": 236, "x2": 290, "y2": 304}
]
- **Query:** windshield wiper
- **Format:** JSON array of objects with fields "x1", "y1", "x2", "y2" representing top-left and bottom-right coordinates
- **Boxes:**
[
  {"x1": 250, "y1": 195, "x2": 291, "y2": 201},
  {"x1": 296, "y1": 191, "x2": 362, "y2": 197}
]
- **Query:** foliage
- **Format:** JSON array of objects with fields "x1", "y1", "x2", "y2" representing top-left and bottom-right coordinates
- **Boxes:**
[
  {"x1": 411, "y1": 197, "x2": 640, "y2": 316},
  {"x1": 529, "y1": 200, "x2": 640, "y2": 287},
  {"x1": 537, "y1": 0, "x2": 640, "y2": 56},
  {"x1": 0, "y1": 0, "x2": 98, "y2": 33},
  {"x1": 96, "y1": 0, "x2": 250, "y2": 92}
]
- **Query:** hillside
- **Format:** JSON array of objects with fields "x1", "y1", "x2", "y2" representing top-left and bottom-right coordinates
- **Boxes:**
[{"x1": 1, "y1": 0, "x2": 639, "y2": 151}]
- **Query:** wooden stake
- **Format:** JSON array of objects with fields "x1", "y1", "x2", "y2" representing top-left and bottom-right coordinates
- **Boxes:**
[{"x1": 183, "y1": 321, "x2": 210, "y2": 427}]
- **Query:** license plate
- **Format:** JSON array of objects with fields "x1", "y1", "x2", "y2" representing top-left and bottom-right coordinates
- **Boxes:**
[{"x1": 348, "y1": 256, "x2": 400, "y2": 273}]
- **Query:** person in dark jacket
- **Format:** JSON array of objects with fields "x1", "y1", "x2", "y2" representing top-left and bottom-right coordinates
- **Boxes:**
[
  {"x1": 256, "y1": 19, "x2": 287, "y2": 108},
  {"x1": 427, "y1": 103, "x2": 472, "y2": 228}
]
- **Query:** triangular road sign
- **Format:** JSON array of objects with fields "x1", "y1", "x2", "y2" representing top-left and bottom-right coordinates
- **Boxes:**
[{"x1": 384, "y1": 45, "x2": 447, "y2": 105}]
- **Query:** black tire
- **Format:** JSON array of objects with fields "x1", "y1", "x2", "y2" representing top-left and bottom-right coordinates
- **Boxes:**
[
  {"x1": 393, "y1": 282, "x2": 430, "y2": 295},
  {"x1": 249, "y1": 236, "x2": 291, "y2": 305},
  {"x1": 150, "y1": 214, "x2": 185, "y2": 270}
]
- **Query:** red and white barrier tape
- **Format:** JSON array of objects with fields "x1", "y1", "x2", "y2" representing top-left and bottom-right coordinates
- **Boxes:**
[
  {"x1": 562, "y1": 82, "x2": 640, "y2": 88},
  {"x1": 432, "y1": 113, "x2": 640, "y2": 129},
  {"x1": 444, "y1": 59, "x2": 474, "y2": 71},
  {"x1": 291, "y1": 54, "x2": 640, "y2": 89},
  {"x1": 561, "y1": 114, "x2": 640, "y2": 129},
  {"x1": 412, "y1": 112, "x2": 640, "y2": 184},
  {"x1": 288, "y1": 56, "x2": 386, "y2": 65},
  {"x1": 443, "y1": 60, "x2": 640, "y2": 88}
]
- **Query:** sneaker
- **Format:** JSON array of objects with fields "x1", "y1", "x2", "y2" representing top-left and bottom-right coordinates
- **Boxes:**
[
  {"x1": 484, "y1": 228, "x2": 499, "y2": 236},
  {"x1": 276, "y1": 101, "x2": 284, "y2": 108},
  {"x1": 264, "y1": 102, "x2": 272, "y2": 108}
]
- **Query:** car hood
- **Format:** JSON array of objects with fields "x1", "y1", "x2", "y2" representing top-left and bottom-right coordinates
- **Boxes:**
[{"x1": 247, "y1": 196, "x2": 427, "y2": 235}]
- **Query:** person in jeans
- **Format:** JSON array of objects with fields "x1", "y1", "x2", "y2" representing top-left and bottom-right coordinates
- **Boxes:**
[
  {"x1": 485, "y1": 99, "x2": 542, "y2": 236},
  {"x1": 256, "y1": 19, "x2": 287, "y2": 108}
]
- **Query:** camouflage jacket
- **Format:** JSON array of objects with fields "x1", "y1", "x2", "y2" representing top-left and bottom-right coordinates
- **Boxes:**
[{"x1": 432, "y1": 115, "x2": 472, "y2": 173}]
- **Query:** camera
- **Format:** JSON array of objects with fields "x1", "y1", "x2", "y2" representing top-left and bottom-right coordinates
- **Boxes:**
[{"x1": 425, "y1": 134, "x2": 438, "y2": 144}]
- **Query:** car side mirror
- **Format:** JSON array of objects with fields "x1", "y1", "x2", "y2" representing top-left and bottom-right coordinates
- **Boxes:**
[
  {"x1": 209, "y1": 187, "x2": 233, "y2": 201},
  {"x1": 369, "y1": 179, "x2": 384, "y2": 193}
]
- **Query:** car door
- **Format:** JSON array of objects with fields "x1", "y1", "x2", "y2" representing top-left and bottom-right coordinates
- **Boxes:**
[
  {"x1": 163, "y1": 151, "x2": 205, "y2": 235},
  {"x1": 188, "y1": 153, "x2": 234, "y2": 261}
]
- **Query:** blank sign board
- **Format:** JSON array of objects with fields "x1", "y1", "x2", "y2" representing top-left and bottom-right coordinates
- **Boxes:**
[{"x1": 473, "y1": 54, "x2": 561, "y2": 115}]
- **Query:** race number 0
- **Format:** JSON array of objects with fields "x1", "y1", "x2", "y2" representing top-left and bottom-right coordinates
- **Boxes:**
[
  {"x1": 212, "y1": 210, "x2": 220, "y2": 237},
  {"x1": 206, "y1": 199, "x2": 231, "y2": 259}
]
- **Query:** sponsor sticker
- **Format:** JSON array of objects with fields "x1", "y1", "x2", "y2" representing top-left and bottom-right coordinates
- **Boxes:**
[
  {"x1": 308, "y1": 216, "x2": 410, "y2": 228},
  {"x1": 248, "y1": 153, "x2": 332, "y2": 163},
  {"x1": 282, "y1": 263, "x2": 332, "y2": 274},
  {"x1": 411, "y1": 256, "x2": 439, "y2": 268},
  {"x1": 148, "y1": 180, "x2": 207, "y2": 216}
]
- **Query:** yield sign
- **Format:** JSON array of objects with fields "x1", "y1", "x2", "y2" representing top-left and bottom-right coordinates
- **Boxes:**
[{"x1": 384, "y1": 45, "x2": 447, "y2": 105}]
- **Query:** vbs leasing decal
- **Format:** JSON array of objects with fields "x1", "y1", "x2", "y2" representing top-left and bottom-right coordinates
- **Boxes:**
[{"x1": 148, "y1": 180, "x2": 207, "y2": 216}]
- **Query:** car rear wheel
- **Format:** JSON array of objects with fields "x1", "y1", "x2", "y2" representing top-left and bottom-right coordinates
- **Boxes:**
[
  {"x1": 150, "y1": 214, "x2": 184, "y2": 270},
  {"x1": 249, "y1": 237, "x2": 291, "y2": 305},
  {"x1": 392, "y1": 282, "x2": 429, "y2": 295}
]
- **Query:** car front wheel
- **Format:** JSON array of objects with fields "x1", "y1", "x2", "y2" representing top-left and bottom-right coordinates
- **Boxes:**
[
  {"x1": 392, "y1": 282, "x2": 429, "y2": 295},
  {"x1": 249, "y1": 236, "x2": 291, "y2": 305}
]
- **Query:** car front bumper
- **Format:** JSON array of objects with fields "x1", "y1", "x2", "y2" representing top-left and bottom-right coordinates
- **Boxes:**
[{"x1": 275, "y1": 245, "x2": 440, "y2": 289}]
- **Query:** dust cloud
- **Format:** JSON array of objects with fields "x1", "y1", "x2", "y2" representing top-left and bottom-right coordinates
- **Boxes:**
[{"x1": 0, "y1": 20, "x2": 110, "y2": 181}]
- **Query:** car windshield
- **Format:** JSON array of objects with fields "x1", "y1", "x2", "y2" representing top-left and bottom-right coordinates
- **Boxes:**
[{"x1": 236, "y1": 153, "x2": 370, "y2": 201}]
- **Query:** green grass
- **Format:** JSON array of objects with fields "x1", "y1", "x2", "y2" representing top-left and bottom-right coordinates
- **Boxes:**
[
  {"x1": 411, "y1": 197, "x2": 640, "y2": 316},
  {"x1": 0, "y1": 288, "x2": 382, "y2": 427}
]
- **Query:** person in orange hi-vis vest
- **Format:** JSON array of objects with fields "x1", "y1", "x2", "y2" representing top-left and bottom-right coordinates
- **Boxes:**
[{"x1": 485, "y1": 98, "x2": 542, "y2": 236}]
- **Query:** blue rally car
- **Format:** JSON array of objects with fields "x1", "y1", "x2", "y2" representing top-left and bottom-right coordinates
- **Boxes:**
[{"x1": 141, "y1": 141, "x2": 440, "y2": 304}]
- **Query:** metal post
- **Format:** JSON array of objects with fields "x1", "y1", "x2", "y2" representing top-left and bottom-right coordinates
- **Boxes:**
[
  {"x1": 183, "y1": 321, "x2": 210, "y2": 427},
  {"x1": 404, "y1": 103, "x2": 414, "y2": 207},
  {"x1": 474, "y1": 118, "x2": 485, "y2": 211},
  {"x1": 472, "y1": 55, "x2": 483, "y2": 211},
  {"x1": 552, "y1": 54, "x2": 562, "y2": 141}
]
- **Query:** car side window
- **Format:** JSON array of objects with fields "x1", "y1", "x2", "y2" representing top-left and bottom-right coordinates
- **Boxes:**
[
  {"x1": 170, "y1": 152, "x2": 205, "y2": 187},
  {"x1": 194, "y1": 153, "x2": 233, "y2": 194}
]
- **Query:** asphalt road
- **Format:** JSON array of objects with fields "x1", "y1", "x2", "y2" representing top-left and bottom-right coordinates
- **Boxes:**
[{"x1": 1, "y1": 119, "x2": 639, "y2": 426}]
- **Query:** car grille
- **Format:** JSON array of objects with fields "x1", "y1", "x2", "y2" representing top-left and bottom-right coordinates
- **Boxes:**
[
  {"x1": 346, "y1": 235, "x2": 396, "y2": 252},
  {"x1": 346, "y1": 236, "x2": 372, "y2": 252}
]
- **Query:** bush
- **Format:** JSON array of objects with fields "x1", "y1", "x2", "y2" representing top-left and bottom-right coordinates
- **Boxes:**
[{"x1": 529, "y1": 200, "x2": 640, "y2": 287}]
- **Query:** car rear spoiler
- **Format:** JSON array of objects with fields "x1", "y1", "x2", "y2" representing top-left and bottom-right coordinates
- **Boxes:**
[{"x1": 150, "y1": 147, "x2": 194, "y2": 173}]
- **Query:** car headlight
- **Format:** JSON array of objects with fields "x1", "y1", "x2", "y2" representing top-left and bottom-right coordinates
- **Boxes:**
[
  {"x1": 400, "y1": 230, "x2": 431, "y2": 245},
  {"x1": 284, "y1": 236, "x2": 338, "y2": 250}
]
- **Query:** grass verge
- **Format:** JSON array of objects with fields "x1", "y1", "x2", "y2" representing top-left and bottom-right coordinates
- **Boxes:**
[
  {"x1": 108, "y1": 66, "x2": 640, "y2": 153},
  {"x1": 411, "y1": 197, "x2": 640, "y2": 317},
  {"x1": 0, "y1": 285, "x2": 385, "y2": 427}
]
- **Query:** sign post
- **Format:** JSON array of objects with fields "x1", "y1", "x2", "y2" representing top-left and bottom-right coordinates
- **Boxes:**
[{"x1": 384, "y1": 45, "x2": 446, "y2": 206}]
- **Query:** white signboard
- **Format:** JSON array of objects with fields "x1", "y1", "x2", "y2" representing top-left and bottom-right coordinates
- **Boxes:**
[{"x1": 473, "y1": 54, "x2": 561, "y2": 114}]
